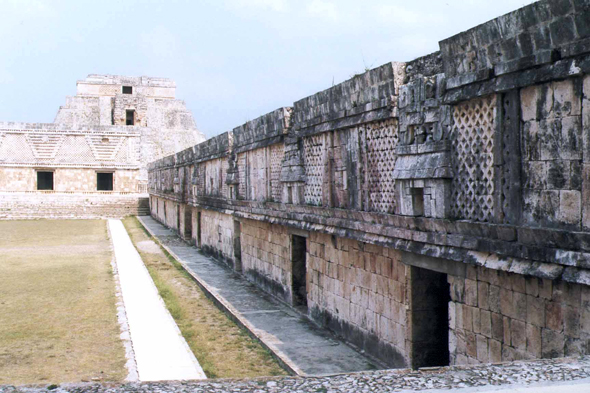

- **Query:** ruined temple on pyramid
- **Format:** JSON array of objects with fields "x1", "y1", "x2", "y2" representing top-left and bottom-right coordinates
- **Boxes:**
[
  {"x1": 4, "y1": 0, "x2": 590, "y2": 370},
  {"x1": 0, "y1": 74, "x2": 205, "y2": 218}
]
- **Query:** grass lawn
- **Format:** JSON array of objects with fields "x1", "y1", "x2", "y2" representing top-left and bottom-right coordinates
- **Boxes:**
[
  {"x1": 0, "y1": 220, "x2": 127, "y2": 385},
  {"x1": 122, "y1": 217, "x2": 287, "y2": 379}
]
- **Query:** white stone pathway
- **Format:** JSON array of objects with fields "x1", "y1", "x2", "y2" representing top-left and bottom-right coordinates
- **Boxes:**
[{"x1": 108, "y1": 219, "x2": 206, "y2": 382}]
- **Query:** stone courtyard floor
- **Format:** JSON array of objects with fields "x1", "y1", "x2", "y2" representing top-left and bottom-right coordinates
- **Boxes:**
[
  {"x1": 2, "y1": 356, "x2": 590, "y2": 392},
  {"x1": 137, "y1": 216, "x2": 378, "y2": 376}
]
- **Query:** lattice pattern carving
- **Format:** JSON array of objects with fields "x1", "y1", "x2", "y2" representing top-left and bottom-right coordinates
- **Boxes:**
[
  {"x1": 237, "y1": 152, "x2": 247, "y2": 199},
  {"x1": 85, "y1": 135, "x2": 125, "y2": 160},
  {"x1": 99, "y1": 85, "x2": 120, "y2": 96},
  {"x1": 361, "y1": 119, "x2": 399, "y2": 214},
  {"x1": 0, "y1": 130, "x2": 139, "y2": 168},
  {"x1": 270, "y1": 144, "x2": 284, "y2": 202},
  {"x1": 451, "y1": 95, "x2": 497, "y2": 222},
  {"x1": 26, "y1": 134, "x2": 65, "y2": 159},
  {"x1": 303, "y1": 134, "x2": 325, "y2": 205}
]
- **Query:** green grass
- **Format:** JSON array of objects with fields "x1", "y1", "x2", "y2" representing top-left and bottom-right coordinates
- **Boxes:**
[
  {"x1": 122, "y1": 217, "x2": 287, "y2": 379},
  {"x1": 0, "y1": 220, "x2": 127, "y2": 385}
]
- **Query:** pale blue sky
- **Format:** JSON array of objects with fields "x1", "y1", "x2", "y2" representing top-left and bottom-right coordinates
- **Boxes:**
[{"x1": 0, "y1": 0, "x2": 534, "y2": 138}]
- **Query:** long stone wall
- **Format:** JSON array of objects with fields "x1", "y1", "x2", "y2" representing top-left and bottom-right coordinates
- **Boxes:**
[
  {"x1": 0, "y1": 192, "x2": 148, "y2": 219},
  {"x1": 148, "y1": 0, "x2": 590, "y2": 369}
]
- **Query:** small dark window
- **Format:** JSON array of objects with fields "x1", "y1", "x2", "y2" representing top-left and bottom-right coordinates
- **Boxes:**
[
  {"x1": 126, "y1": 110, "x2": 135, "y2": 126},
  {"x1": 97, "y1": 173, "x2": 113, "y2": 191},
  {"x1": 411, "y1": 187, "x2": 424, "y2": 217},
  {"x1": 122, "y1": 86, "x2": 132, "y2": 94},
  {"x1": 37, "y1": 171, "x2": 54, "y2": 190}
]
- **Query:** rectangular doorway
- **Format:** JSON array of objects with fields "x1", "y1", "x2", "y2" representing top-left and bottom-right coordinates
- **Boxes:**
[
  {"x1": 291, "y1": 235, "x2": 307, "y2": 309},
  {"x1": 184, "y1": 206, "x2": 192, "y2": 240},
  {"x1": 233, "y1": 220, "x2": 242, "y2": 273},
  {"x1": 196, "y1": 211, "x2": 202, "y2": 248},
  {"x1": 126, "y1": 110, "x2": 135, "y2": 126},
  {"x1": 410, "y1": 266, "x2": 450, "y2": 368}
]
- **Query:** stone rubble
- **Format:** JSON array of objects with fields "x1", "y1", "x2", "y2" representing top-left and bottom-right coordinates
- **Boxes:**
[{"x1": 2, "y1": 356, "x2": 590, "y2": 393}]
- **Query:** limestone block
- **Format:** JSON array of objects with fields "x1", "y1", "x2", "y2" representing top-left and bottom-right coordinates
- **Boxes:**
[
  {"x1": 565, "y1": 337, "x2": 584, "y2": 356},
  {"x1": 476, "y1": 335, "x2": 489, "y2": 363},
  {"x1": 564, "y1": 305, "x2": 580, "y2": 338},
  {"x1": 472, "y1": 308, "x2": 481, "y2": 334},
  {"x1": 521, "y1": 84, "x2": 553, "y2": 122},
  {"x1": 491, "y1": 312, "x2": 504, "y2": 341},
  {"x1": 465, "y1": 331, "x2": 477, "y2": 358},
  {"x1": 503, "y1": 317, "x2": 512, "y2": 345},
  {"x1": 489, "y1": 339, "x2": 502, "y2": 363},
  {"x1": 489, "y1": 285, "x2": 501, "y2": 313},
  {"x1": 511, "y1": 274, "x2": 526, "y2": 294},
  {"x1": 541, "y1": 329, "x2": 565, "y2": 358},
  {"x1": 553, "y1": 79, "x2": 581, "y2": 117},
  {"x1": 449, "y1": 302, "x2": 456, "y2": 330},
  {"x1": 450, "y1": 277, "x2": 466, "y2": 303},
  {"x1": 522, "y1": 121, "x2": 541, "y2": 161},
  {"x1": 463, "y1": 305, "x2": 473, "y2": 331},
  {"x1": 478, "y1": 281, "x2": 490, "y2": 310},
  {"x1": 513, "y1": 292, "x2": 528, "y2": 322},
  {"x1": 480, "y1": 310, "x2": 492, "y2": 338},
  {"x1": 545, "y1": 301, "x2": 564, "y2": 331},
  {"x1": 511, "y1": 319, "x2": 527, "y2": 350},
  {"x1": 451, "y1": 303, "x2": 463, "y2": 332},
  {"x1": 526, "y1": 323, "x2": 542, "y2": 358},
  {"x1": 500, "y1": 289, "x2": 514, "y2": 319},
  {"x1": 525, "y1": 277, "x2": 539, "y2": 297},
  {"x1": 465, "y1": 279, "x2": 478, "y2": 307},
  {"x1": 449, "y1": 329, "x2": 457, "y2": 355},
  {"x1": 539, "y1": 278, "x2": 553, "y2": 299},
  {"x1": 526, "y1": 295, "x2": 545, "y2": 327},
  {"x1": 456, "y1": 329, "x2": 466, "y2": 355}
]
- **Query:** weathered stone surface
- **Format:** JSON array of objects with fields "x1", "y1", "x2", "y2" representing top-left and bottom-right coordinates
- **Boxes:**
[{"x1": 145, "y1": 0, "x2": 590, "y2": 371}]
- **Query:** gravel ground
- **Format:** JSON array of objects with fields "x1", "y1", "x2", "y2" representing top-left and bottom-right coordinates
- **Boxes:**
[{"x1": 2, "y1": 356, "x2": 590, "y2": 393}]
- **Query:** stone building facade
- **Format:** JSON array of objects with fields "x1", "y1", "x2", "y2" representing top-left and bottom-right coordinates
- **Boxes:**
[
  {"x1": 149, "y1": 0, "x2": 590, "y2": 369},
  {"x1": 0, "y1": 75, "x2": 205, "y2": 218}
]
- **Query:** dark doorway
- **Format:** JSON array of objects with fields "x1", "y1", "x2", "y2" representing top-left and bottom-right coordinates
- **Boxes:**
[
  {"x1": 177, "y1": 205, "x2": 181, "y2": 232},
  {"x1": 37, "y1": 171, "x2": 53, "y2": 190},
  {"x1": 97, "y1": 173, "x2": 113, "y2": 191},
  {"x1": 196, "y1": 211, "x2": 202, "y2": 248},
  {"x1": 126, "y1": 110, "x2": 135, "y2": 126},
  {"x1": 410, "y1": 266, "x2": 450, "y2": 368},
  {"x1": 233, "y1": 220, "x2": 242, "y2": 272},
  {"x1": 184, "y1": 207, "x2": 192, "y2": 240},
  {"x1": 122, "y1": 86, "x2": 133, "y2": 94},
  {"x1": 291, "y1": 235, "x2": 308, "y2": 309}
]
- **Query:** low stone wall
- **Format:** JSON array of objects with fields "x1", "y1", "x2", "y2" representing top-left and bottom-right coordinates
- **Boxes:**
[
  {"x1": 307, "y1": 232, "x2": 408, "y2": 367},
  {"x1": 0, "y1": 192, "x2": 148, "y2": 219},
  {"x1": 449, "y1": 264, "x2": 590, "y2": 365},
  {"x1": 240, "y1": 219, "x2": 292, "y2": 303},
  {"x1": 200, "y1": 209, "x2": 235, "y2": 268}
]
